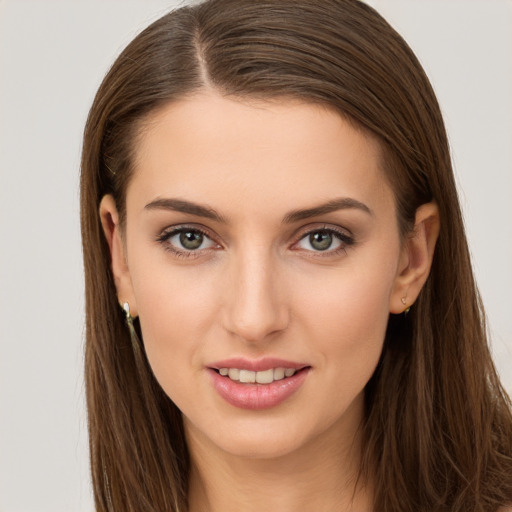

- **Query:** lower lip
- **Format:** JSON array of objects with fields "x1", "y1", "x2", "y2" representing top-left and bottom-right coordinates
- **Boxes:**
[{"x1": 208, "y1": 368, "x2": 310, "y2": 410}]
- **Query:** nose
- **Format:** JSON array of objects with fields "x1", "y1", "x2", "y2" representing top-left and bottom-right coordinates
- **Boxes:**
[{"x1": 222, "y1": 248, "x2": 289, "y2": 343}]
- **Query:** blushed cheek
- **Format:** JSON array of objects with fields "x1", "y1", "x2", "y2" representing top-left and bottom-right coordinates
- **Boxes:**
[
  {"x1": 299, "y1": 266, "x2": 392, "y2": 363},
  {"x1": 133, "y1": 263, "x2": 222, "y2": 363},
  {"x1": 136, "y1": 290, "x2": 203, "y2": 404}
]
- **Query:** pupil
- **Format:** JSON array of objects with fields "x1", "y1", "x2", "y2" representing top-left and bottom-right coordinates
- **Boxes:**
[
  {"x1": 180, "y1": 231, "x2": 203, "y2": 250},
  {"x1": 310, "y1": 231, "x2": 332, "y2": 251}
]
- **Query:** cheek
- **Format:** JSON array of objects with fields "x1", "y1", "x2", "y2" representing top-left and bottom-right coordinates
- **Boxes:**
[
  {"x1": 291, "y1": 248, "x2": 397, "y2": 378},
  {"x1": 299, "y1": 278, "x2": 390, "y2": 358},
  {"x1": 295, "y1": 246, "x2": 396, "y2": 329},
  {"x1": 130, "y1": 235, "x2": 221, "y2": 326},
  {"x1": 128, "y1": 254, "x2": 222, "y2": 386}
]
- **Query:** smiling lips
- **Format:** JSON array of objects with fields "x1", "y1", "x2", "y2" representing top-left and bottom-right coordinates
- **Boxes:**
[{"x1": 208, "y1": 359, "x2": 310, "y2": 410}]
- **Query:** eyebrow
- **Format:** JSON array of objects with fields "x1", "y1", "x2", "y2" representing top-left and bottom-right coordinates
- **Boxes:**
[
  {"x1": 144, "y1": 196, "x2": 372, "y2": 223},
  {"x1": 282, "y1": 197, "x2": 372, "y2": 223},
  {"x1": 144, "y1": 198, "x2": 226, "y2": 223}
]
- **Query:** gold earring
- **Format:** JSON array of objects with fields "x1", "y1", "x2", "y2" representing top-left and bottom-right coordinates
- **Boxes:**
[
  {"x1": 121, "y1": 301, "x2": 141, "y2": 346},
  {"x1": 401, "y1": 297, "x2": 411, "y2": 315},
  {"x1": 122, "y1": 301, "x2": 133, "y2": 322},
  {"x1": 120, "y1": 302, "x2": 149, "y2": 382}
]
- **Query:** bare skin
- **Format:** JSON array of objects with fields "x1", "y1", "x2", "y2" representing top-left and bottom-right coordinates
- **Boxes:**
[
  {"x1": 100, "y1": 91, "x2": 439, "y2": 511},
  {"x1": 186, "y1": 393, "x2": 370, "y2": 512}
]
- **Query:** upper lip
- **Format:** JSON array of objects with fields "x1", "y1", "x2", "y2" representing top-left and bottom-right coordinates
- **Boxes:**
[{"x1": 208, "y1": 357, "x2": 310, "y2": 372}]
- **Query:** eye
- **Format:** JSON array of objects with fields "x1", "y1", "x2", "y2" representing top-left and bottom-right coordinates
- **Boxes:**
[
  {"x1": 295, "y1": 228, "x2": 353, "y2": 253},
  {"x1": 175, "y1": 230, "x2": 209, "y2": 250},
  {"x1": 157, "y1": 227, "x2": 218, "y2": 254}
]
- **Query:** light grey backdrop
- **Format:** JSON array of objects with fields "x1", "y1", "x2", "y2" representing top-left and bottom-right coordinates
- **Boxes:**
[{"x1": 0, "y1": 1, "x2": 510, "y2": 510}]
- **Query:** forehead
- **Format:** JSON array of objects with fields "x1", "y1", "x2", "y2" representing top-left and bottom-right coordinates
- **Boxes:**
[{"x1": 128, "y1": 91, "x2": 393, "y2": 217}]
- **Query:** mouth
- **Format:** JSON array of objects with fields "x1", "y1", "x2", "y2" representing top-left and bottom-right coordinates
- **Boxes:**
[
  {"x1": 207, "y1": 359, "x2": 311, "y2": 410},
  {"x1": 212, "y1": 366, "x2": 307, "y2": 384}
]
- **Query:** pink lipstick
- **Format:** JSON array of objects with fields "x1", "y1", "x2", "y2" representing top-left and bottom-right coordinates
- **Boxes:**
[{"x1": 207, "y1": 358, "x2": 310, "y2": 410}]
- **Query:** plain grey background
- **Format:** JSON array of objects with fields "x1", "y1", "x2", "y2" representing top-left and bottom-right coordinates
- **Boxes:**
[{"x1": 0, "y1": 1, "x2": 510, "y2": 510}]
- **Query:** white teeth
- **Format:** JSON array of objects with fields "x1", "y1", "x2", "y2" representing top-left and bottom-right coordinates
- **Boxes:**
[
  {"x1": 256, "y1": 368, "x2": 274, "y2": 384},
  {"x1": 218, "y1": 367, "x2": 299, "y2": 384},
  {"x1": 273, "y1": 367, "x2": 285, "y2": 381},
  {"x1": 228, "y1": 368, "x2": 240, "y2": 380},
  {"x1": 239, "y1": 370, "x2": 256, "y2": 383}
]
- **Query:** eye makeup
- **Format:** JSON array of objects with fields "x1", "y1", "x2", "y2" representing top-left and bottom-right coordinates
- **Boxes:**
[
  {"x1": 293, "y1": 226, "x2": 354, "y2": 255},
  {"x1": 155, "y1": 222, "x2": 356, "y2": 260},
  {"x1": 155, "y1": 224, "x2": 221, "y2": 259},
  {"x1": 290, "y1": 223, "x2": 355, "y2": 259}
]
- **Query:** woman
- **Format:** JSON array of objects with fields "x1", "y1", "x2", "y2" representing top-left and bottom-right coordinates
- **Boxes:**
[{"x1": 80, "y1": 0, "x2": 512, "y2": 510}]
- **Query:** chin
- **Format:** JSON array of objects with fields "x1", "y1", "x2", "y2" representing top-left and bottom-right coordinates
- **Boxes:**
[
  {"x1": 186, "y1": 413, "x2": 317, "y2": 460},
  {"x1": 218, "y1": 432, "x2": 308, "y2": 460}
]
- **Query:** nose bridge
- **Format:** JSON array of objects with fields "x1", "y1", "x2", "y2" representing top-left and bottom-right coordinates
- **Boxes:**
[{"x1": 223, "y1": 244, "x2": 288, "y2": 342}]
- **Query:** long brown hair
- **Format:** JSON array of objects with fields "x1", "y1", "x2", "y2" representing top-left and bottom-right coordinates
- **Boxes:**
[{"x1": 80, "y1": 0, "x2": 512, "y2": 510}]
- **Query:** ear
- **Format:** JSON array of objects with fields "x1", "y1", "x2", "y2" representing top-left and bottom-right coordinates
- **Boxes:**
[
  {"x1": 389, "y1": 202, "x2": 440, "y2": 314},
  {"x1": 99, "y1": 195, "x2": 138, "y2": 318}
]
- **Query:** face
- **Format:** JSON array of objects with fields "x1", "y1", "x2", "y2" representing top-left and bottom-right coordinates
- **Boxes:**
[{"x1": 106, "y1": 91, "x2": 411, "y2": 460}]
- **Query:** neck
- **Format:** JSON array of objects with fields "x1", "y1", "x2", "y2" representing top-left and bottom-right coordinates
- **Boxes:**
[{"x1": 186, "y1": 400, "x2": 373, "y2": 512}]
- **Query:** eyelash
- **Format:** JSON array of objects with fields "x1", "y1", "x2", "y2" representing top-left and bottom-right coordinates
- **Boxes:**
[
  {"x1": 155, "y1": 225, "x2": 220, "y2": 259},
  {"x1": 155, "y1": 225, "x2": 355, "y2": 259},
  {"x1": 295, "y1": 226, "x2": 355, "y2": 257}
]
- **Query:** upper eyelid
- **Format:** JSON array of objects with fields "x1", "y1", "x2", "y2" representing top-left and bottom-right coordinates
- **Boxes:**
[
  {"x1": 293, "y1": 223, "x2": 353, "y2": 241},
  {"x1": 158, "y1": 224, "x2": 217, "y2": 240}
]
